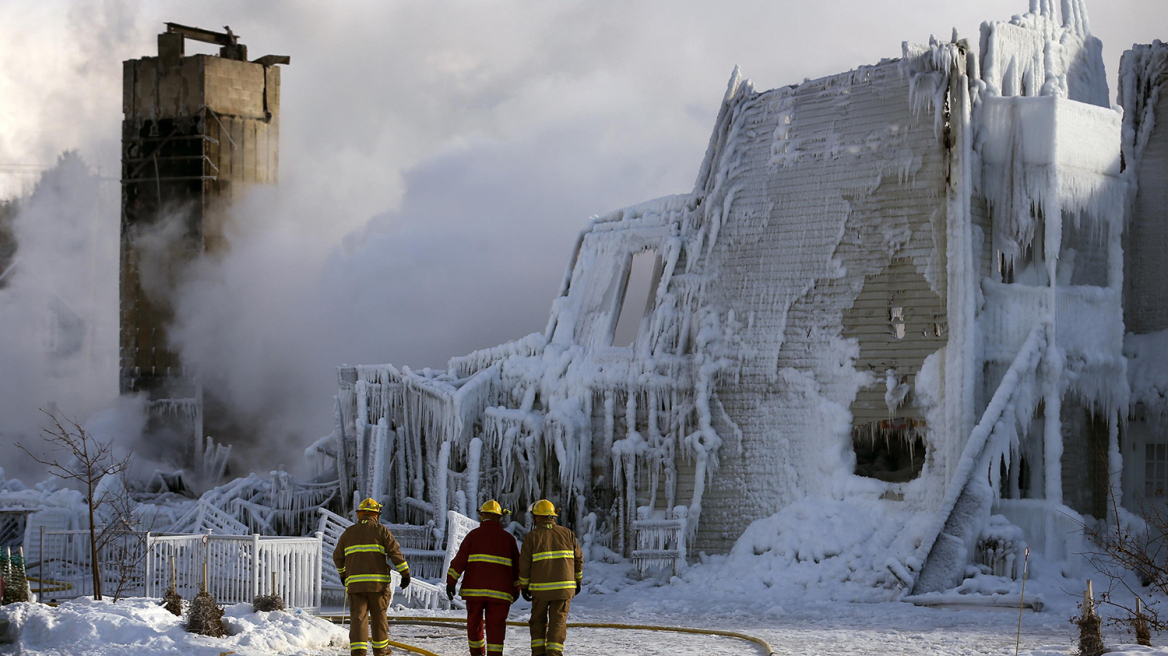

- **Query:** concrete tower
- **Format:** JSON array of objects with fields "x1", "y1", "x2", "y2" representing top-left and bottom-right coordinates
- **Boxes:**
[{"x1": 120, "y1": 23, "x2": 288, "y2": 471}]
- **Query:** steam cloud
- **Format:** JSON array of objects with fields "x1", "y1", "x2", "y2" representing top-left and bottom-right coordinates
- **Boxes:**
[{"x1": 2, "y1": 0, "x2": 1162, "y2": 479}]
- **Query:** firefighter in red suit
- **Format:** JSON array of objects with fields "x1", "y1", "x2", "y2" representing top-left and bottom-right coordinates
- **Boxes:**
[{"x1": 446, "y1": 500, "x2": 521, "y2": 656}]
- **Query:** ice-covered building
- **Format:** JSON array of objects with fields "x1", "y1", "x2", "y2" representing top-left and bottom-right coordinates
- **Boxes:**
[
  {"x1": 315, "y1": 1, "x2": 1165, "y2": 594},
  {"x1": 1119, "y1": 41, "x2": 1168, "y2": 509}
]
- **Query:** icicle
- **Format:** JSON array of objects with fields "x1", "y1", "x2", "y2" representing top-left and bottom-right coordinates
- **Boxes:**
[{"x1": 466, "y1": 438, "x2": 481, "y2": 513}]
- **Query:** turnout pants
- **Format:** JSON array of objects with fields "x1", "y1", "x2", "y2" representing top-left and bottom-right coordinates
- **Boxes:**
[
  {"x1": 349, "y1": 590, "x2": 391, "y2": 655},
  {"x1": 529, "y1": 598, "x2": 570, "y2": 655},
  {"x1": 465, "y1": 597, "x2": 509, "y2": 655}
]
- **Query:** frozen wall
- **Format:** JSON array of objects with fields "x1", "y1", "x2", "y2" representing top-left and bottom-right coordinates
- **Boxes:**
[
  {"x1": 1121, "y1": 43, "x2": 1168, "y2": 336},
  {"x1": 1117, "y1": 43, "x2": 1168, "y2": 515},
  {"x1": 679, "y1": 60, "x2": 955, "y2": 553},
  {"x1": 330, "y1": 2, "x2": 1142, "y2": 593}
]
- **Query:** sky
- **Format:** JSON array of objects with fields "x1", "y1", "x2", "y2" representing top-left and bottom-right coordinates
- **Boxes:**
[{"x1": 0, "y1": 0, "x2": 1165, "y2": 476}]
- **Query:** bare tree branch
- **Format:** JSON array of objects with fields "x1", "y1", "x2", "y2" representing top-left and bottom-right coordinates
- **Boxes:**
[
  {"x1": 1083, "y1": 464, "x2": 1167, "y2": 641},
  {"x1": 16, "y1": 408, "x2": 137, "y2": 601}
]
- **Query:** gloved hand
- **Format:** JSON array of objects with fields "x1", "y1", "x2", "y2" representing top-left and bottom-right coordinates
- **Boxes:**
[
  {"x1": 400, "y1": 571, "x2": 411, "y2": 589},
  {"x1": 446, "y1": 583, "x2": 456, "y2": 601},
  {"x1": 340, "y1": 574, "x2": 347, "y2": 586},
  {"x1": 521, "y1": 587, "x2": 532, "y2": 602},
  {"x1": 575, "y1": 582, "x2": 581, "y2": 595}
]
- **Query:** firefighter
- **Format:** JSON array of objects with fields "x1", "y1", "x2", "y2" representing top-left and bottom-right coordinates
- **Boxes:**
[
  {"x1": 446, "y1": 499, "x2": 521, "y2": 656},
  {"x1": 518, "y1": 499, "x2": 582, "y2": 656},
  {"x1": 333, "y1": 498, "x2": 411, "y2": 656}
]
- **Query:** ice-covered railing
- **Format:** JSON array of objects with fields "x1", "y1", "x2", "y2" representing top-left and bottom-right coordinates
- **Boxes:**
[
  {"x1": 911, "y1": 322, "x2": 1049, "y2": 594},
  {"x1": 168, "y1": 498, "x2": 249, "y2": 535},
  {"x1": 440, "y1": 511, "x2": 479, "y2": 595},
  {"x1": 1125, "y1": 330, "x2": 1168, "y2": 416},
  {"x1": 173, "y1": 471, "x2": 339, "y2": 537},
  {"x1": 973, "y1": 515, "x2": 1026, "y2": 580},
  {"x1": 33, "y1": 528, "x2": 323, "y2": 609},
  {"x1": 631, "y1": 506, "x2": 687, "y2": 577},
  {"x1": 449, "y1": 333, "x2": 546, "y2": 379},
  {"x1": 334, "y1": 363, "x2": 499, "y2": 534}
]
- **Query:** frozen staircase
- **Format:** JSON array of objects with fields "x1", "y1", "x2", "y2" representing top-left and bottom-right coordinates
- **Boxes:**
[{"x1": 911, "y1": 323, "x2": 1048, "y2": 594}]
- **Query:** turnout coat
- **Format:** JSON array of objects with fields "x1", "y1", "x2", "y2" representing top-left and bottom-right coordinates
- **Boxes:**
[
  {"x1": 518, "y1": 521, "x2": 583, "y2": 601},
  {"x1": 332, "y1": 518, "x2": 410, "y2": 593},
  {"x1": 446, "y1": 520, "x2": 521, "y2": 602}
]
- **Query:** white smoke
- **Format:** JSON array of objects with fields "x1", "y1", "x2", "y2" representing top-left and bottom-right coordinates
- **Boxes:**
[
  {"x1": 0, "y1": 153, "x2": 121, "y2": 476},
  {"x1": 1, "y1": 0, "x2": 1161, "y2": 478}
]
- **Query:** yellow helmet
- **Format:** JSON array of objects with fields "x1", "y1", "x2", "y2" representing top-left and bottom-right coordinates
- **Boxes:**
[
  {"x1": 479, "y1": 500, "x2": 505, "y2": 516},
  {"x1": 531, "y1": 499, "x2": 557, "y2": 517},
  {"x1": 358, "y1": 498, "x2": 382, "y2": 513}
]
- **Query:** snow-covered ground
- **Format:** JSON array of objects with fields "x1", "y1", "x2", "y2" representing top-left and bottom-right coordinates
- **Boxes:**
[
  {"x1": 3, "y1": 571, "x2": 1166, "y2": 656},
  {"x1": 0, "y1": 597, "x2": 347, "y2": 656}
]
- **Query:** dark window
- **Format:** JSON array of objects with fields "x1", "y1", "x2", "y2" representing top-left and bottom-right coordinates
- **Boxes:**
[
  {"x1": 610, "y1": 250, "x2": 660, "y2": 347},
  {"x1": 852, "y1": 421, "x2": 925, "y2": 483}
]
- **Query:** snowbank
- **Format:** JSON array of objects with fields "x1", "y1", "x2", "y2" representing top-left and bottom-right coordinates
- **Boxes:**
[
  {"x1": 638, "y1": 498, "x2": 936, "y2": 603},
  {"x1": 0, "y1": 597, "x2": 347, "y2": 656}
]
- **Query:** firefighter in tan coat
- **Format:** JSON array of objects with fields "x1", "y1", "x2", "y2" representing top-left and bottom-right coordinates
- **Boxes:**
[
  {"x1": 518, "y1": 500, "x2": 582, "y2": 656},
  {"x1": 333, "y1": 498, "x2": 411, "y2": 656}
]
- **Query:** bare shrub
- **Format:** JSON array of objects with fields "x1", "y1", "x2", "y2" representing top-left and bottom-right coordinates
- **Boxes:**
[
  {"x1": 186, "y1": 590, "x2": 226, "y2": 637},
  {"x1": 162, "y1": 585, "x2": 183, "y2": 616},
  {"x1": 1075, "y1": 607, "x2": 1104, "y2": 656},
  {"x1": 251, "y1": 593, "x2": 285, "y2": 613}
]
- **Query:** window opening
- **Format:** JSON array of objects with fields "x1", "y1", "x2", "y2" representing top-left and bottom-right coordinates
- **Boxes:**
[
  {"x1": 852, "y1": 420, "x2": 926, "y2": 483},
  {"x1": 1146, "y1": 443, "x2": 1168, "y2": 497},
  {"x1": 610, "y1": 249, "x2": 661, "y2": 347}
]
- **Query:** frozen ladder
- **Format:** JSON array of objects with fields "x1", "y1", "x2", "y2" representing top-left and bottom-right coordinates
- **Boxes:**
[{"x1": 911, "y1": 323, "x2": 1048, "y2": 594}]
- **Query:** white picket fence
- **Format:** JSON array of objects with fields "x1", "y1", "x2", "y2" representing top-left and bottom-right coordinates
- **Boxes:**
[
  {"x1": 34, "y1": 529, "x2": 322, "y2": 609},
  {"x1": 34, "y1": 528, "x2": 149, "y2": 601},
  {"x1": 145, "y1": 533, "x2": 323, "y2": 609}
]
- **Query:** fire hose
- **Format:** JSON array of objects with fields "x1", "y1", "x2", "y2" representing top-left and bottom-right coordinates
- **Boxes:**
[{"x1": 322, "y1": 614, "x2": 777, "y2": 656}]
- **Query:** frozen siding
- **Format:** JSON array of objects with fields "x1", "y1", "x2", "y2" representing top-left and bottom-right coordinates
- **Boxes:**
[
  {"x1": 843, "y1": 257, "x2": 947, "y2": 427},
  {"x1": 1126, "y1": 84, "x2": 1168, "y2": 334},
  {"x1": 687, "y1": 62, "x2": 951, "y2": 552}
]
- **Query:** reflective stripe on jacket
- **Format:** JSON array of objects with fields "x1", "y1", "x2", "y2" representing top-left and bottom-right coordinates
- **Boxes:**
[
  {"x1": 332, "y1": 518, "x2": 409, "y2": 593},
  {"x1": 518, "y1": 520, "x2": 583, "y2": 601},
  {"x1": 446, "y1": 520, "x2": 521, "y2": 602}
]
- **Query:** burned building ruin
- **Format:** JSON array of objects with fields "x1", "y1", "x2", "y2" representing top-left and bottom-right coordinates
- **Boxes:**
[
  {"x1": 307, "y1": 0, "x2": 1168, "y2": 597},
  {"x1": 120, "y1": 23, "x2": 288, "y2": 473}
]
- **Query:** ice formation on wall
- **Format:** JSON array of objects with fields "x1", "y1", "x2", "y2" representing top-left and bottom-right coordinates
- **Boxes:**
[
  {"x1": 308, "y1": 0, "x2": 1154, "y2": 599},
  {"x1": 1119, "y1": 42, "x2": 1168, "y2": 182},
  {"x1": 325, "y1": 188, "x2": 748, "y2": 550},
  {"x1": 979, "y1": 0, "x2": 1108, "y2": 107},
  {"x1": 0, "y1": 0, "x2": 1160, "y2": 606}
]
